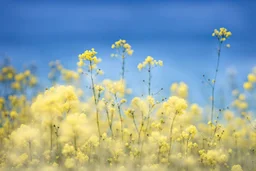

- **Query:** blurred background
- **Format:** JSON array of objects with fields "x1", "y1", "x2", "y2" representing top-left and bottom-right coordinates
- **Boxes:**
[{"x1": 1, "y1": 0, "x2": 255, "y2": 106}]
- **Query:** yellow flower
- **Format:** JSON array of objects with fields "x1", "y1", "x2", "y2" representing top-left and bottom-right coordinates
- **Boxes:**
[
  {"x1": 170, "y1": 83, "x2": 178, "y2": 92},
  {"x1": 78, "y1": 48, "x2": 98, "y2": 62},
  {"x1": 15, "y1": 73, "x2": 25, "y2": 81},
  {"x1": 24, "y1": 70, "x2": 31, "y2": 77},
  {"x1": 186, "y1": 125, "x2": 197, "y2": 137},
  {"x1": 95, "y1": 85, "x2": 105, "y2": 92},
  {"x1": 170, "y1": 82, "x2": 188, "y2": 99},
  {"x1": 231, "y1": 165, "x2": 243, "y2": 171},
  {"x1": 120, "y1": 99, "x2": 127, "y2": 104},
  {"x1": 238, "y1": 94, "x2": 246, "y2": 100},
  {"x1": 248, "y1": 73, "x2": 256, "y2": 83},
  {"x1": 126, "y1": 49, "x2": 134, "y2": 56},
  {"x1": 125, "y1": 108, "x2": 135, "y2": 118},
  {"x1": 77, "y1": 68, "x2": 83, "y2": 74},
  {"x1": 123, "y1": 43, "x2": 131, "y2": 49},
  {"x1": 76, "y1": 150, "x2": 89, "y2": 164},
  {"x1": 158, "y1": 60, "x2": 163, "y2": 66},
  {"x1": 137, "y1": 63, "x2": 143, "y2": 71},
  {"x1": 145, "y1": 56, "x2": 154, "y2": 63},
  {"x1": 212, "y1": 27, "x2": 232, "y2": 41},
  {"x1": 163, "y1": 96, "x2": 188, "y2": 115},
  {"x1": 138, "y1": 56, "x2": 163, "y2": 71},
  {"x1": 7, "y1": 73, "x2": 13, "y2": 80},
  {"x1": 77, "y1": 60, "x2": 84, "y2": 67},
  {"x1": 243, "y1": 82, "x2": 253, "y2": 90},
  {"x1": 10, "y1": 111, "x2": 18, "y2": 119},
  {"x1": 11, "y1": 82, "x2": 21, "y2": 90},
  {"x1": 29, "y1": 76, "x2": 37, "y2": 86},
  {"x1": 190, "y1": 104, "x2": 201, "y2": 115}
]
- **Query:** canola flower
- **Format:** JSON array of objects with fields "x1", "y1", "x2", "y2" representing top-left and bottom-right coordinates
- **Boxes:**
[
  {"x1": 111, "y1": 39, "x2": 134, "y2": 80},
  {"x1": 78, "y1": 48, "x2": 104, "y2": 139},
  {"x1": 209, "y1": 27, "x2": 232, "y2": 124},
  {"x1": 137, "y1": 56, "x2": 163, "y2": 96},
  {"x1": 1, "y1": 27, "x2": 256, "y2": 171},
  {"x1": 170, "y1": 82, "x2": 189, "y2": 99}
]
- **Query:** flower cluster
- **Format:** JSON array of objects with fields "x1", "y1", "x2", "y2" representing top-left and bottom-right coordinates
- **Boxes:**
[
  {"x1": 199, "y1": 149, "x2": 228, "y2": 168},
  {"x1": 111, "y1": 39, "x2": 134, "y2": 56},
  {"x1": 243, "y1": 68, "x2": 256, "y2": 91},
  {"x1": 137, "y1": 56, "x2": 163, "y2": 71},
  {"x1": 78, "y1": 48, "x2": 102, "y2": 72},
  {"x1": 12, "y1": 70, "x2": 37, "y2": 90},
  {"x1": 212, "y1": 27, "x2": 232, "y2": 42},
  {"x1": 170, "y1": 82, "x2": 189, "y2": 99},
  {"x1": 163, "y1": 96, "x2": 188, "y2": 115},
  {"x1": 0, "y1": 66, "x2": 16, "y2": 81}
]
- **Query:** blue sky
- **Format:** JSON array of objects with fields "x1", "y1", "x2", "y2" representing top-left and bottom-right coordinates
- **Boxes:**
[{"x1": 1, "y1": 0, "x2": 256, "y2": 107}]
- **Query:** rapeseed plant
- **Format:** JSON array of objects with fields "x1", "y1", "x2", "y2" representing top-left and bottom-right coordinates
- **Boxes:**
[{"x1": 0, "y1": 27, "x2": 254, "y2": 171}]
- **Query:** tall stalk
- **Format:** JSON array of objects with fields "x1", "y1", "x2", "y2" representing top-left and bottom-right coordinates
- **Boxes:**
[
  {"x1": 145, "y1": 64, "x2": 152, "y2": 134},
  {"x1": 210, "y1": 42, "x2": 222, "y2": 123},
  {"x1": 121, "y1": 54, "x2": 125, "y2": 80},
  {"x1": 168, "y1": 112, "x2": 177, "y2": 160},
  {"x1": 138, "y1": 110, "x2": 144, "y2": 144},
  {"x1": 89, "y1": 61, "x2": 101, "y2": 139},
  {"x1": 115, "y1": 94, "x2": 123, "y2": 141},
  {"x1": 132, "y1": 113, "x2": 139, "y2": 136},
  {"x1": 104, "y1": 103, "x2": 114, "y2": 138},
  {"x1": 148, "y1": 64, "x2": 152, "y2": 96}
]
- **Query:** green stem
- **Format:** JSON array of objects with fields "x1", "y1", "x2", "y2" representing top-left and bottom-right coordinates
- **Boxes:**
[
  {"x1": 148, "y1": 64, "x2": 152, "y2": 96},
  {"x1": 121, "y1": 55, "x2": 125, "y2": 80},
  {"x1": 105, "y1": 104, "x2": 114, "y2": 138},
  {"x1": 138, "y1": 110, "x2": 144, "y2": 144},
  {"x1": 132, "y1": 114, "x2": 139, "y2": 136},
  {"x1": 89, "y1": 60, "x2": 101, "y2": 139},
  {"x1": 211, "y1": 42, "x2": 222, "y2": 123},
  {"x1": 118, "y1": 107, "x2": 123, "y2": 141},
  {"x1": 168, "y1": 113, "x2": 177, "y2": 160}
]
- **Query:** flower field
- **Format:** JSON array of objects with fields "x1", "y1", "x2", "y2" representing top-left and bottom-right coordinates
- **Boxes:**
[{"x1": 0, "y1": 28, "x2": 255, "y2": 171}]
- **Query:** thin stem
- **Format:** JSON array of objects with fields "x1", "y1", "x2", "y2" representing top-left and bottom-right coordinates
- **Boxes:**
[
  {"x1": 138, "y1": 110, "x2": 144, "y2": 144},
  {"x1": 132, "y1": 114, "x2": 139, "y2": 136},
  {"x1": 211, "y1": 42, "x2": 222, "y2": 123},
  {"x1": 143, "y1": 64, "x2": 153, "y2": 138},
  {"x1": 89, "y1": 60, "x2": 101, "y2": 139},
  {"x1": 148, "y1": 64, "x2": 152, "y2": 96},
  {"x1": 105, "y1": 103, "x2": 114, "y2": 138},
  {"x1": 121, "y1": 55, "x2": 125, "y2": 80},
  {"x1": 145, "y1": 103, "x2": 156, "y2": 137},
  {"x1": 115, "y1": 94, "x2": 123, "y2": 141},
  {"x1": 140, "y1": 104, "x2": 155, "y2": 155},
  {"x1": 168, "y1": 112, "x2": 177, "y2": 161}
]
